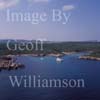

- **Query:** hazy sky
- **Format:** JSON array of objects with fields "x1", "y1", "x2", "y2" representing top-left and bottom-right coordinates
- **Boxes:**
[{"x1": 0, "y1": 0, "x2": 100, "y2": 41}]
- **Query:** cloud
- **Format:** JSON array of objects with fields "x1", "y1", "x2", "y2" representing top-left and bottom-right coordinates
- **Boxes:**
[
  {"x1": 0, "y1": 0, "x2": 19, "y2": 10},
  {"x1": 62, "y1": 5, "x2": 75, "y2": 11},
  {"x1": 28, "y1": 0, "x2": 49, "y2": 3}
]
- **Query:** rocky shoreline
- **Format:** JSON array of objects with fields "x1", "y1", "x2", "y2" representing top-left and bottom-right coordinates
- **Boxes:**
[
  {"x1": 1, "y1": 51, "x2": 99, "y2": 71},
  {"x1": 79, "y1": 56, "x2": 100, "y2": 61},
  {"x1": 0, "y1": 55, "x2": 24, "y2": 71},
  {"x1": 19, "y1": 52, "x2": 75, "y2": 57}
]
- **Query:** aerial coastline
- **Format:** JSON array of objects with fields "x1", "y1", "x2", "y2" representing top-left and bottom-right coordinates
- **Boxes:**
[{"x1": 0, "y1": 40, "x2": 100, "y2": 71}]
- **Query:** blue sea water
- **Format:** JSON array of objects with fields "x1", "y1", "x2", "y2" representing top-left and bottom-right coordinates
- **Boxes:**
[{"x1": 0, "y1": 53, "x2": 100, "y2": 100}]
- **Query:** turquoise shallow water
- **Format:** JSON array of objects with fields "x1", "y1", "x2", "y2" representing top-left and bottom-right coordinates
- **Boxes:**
[{"x1": 0, "y1": 53, "x2": 100, "y2": 100}]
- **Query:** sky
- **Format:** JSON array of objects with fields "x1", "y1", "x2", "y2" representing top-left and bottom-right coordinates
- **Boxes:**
[{"x1": 0, "y1": 0, "x2": 100, "y2": 41}]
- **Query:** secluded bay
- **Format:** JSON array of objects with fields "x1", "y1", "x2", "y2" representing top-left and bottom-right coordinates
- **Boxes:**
[{"x1": 0, "y1": 53, "x2": 100, "y2": 100}]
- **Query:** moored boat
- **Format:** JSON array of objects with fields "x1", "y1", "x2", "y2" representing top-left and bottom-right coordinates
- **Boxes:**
[{"x1": 56, "y1": 57, "x2": 63, "y2": 62}]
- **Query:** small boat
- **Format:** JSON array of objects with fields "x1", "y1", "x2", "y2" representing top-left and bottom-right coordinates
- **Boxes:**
[{"x1": 56, "y1": 57, "x2": 63, "y2": 62}]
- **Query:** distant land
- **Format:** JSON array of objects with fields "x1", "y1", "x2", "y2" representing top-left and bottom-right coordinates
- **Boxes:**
[{"x1": 0, "y1": 39, "x2": 100, "y2": 59}]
